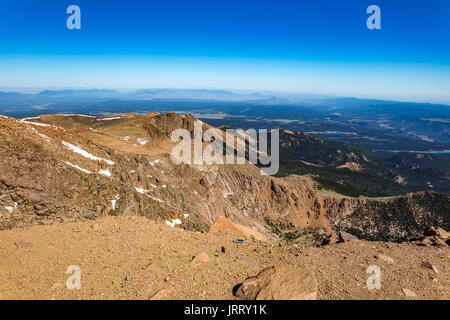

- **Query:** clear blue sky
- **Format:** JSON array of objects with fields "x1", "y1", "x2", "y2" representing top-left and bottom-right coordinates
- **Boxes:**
[{"x1": 0, "y1": 0, "x2": 449, "y2": 103}]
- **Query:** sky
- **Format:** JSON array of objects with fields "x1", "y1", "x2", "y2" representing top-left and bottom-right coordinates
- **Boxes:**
[{"x1": 0, "y1": 0, "x2": 449, "y2": 103}]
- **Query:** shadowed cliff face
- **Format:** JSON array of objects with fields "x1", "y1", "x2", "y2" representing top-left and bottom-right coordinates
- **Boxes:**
[{"x1": 0, "y1": 113, "x2": 448, "y2": 242}]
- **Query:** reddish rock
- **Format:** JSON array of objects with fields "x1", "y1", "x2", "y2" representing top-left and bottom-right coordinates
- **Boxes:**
[
  {"x1": 235, "y1": 264, "x2": 317, "y2": 300},
  {"x1": 190, "y1": 251, "x2": 210, "y2": 266},
  {"x1": 209, "y1": 216, "x2": 268, "y2": 242},
  {"x1": 376, "y1": 253, "x2": 395, "y2": 264}
]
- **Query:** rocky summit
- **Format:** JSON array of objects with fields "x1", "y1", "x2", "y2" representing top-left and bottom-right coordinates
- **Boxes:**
[{"x1": 0, "y1": 113, "x2": 449, "y2": 300}]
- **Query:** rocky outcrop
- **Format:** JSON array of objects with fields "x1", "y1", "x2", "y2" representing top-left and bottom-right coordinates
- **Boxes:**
[
  {"x1": 1, "y1": 113, "x2": 449, "y2": 243},
  {"x1": 411, "y1": 226, "x2": 449, "y2": 247}
]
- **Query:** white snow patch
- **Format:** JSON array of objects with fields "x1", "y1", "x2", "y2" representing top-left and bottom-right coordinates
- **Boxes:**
[
  {"x1": 135, "y1": 187, "x2": 149, "y2": 194},
  {"x1": 183, "y1": 214, "x2": 189, "y2": 218},
  {"x1": 111, "y1": 199, "x2": 117, "y2": 210},
  {"x1": 224, "y1": 192, "x2": 234, "y2": 198},
  {"x1": 30, "y1": 127, "x2": 51, "y2": 142},
  {"x1": 65, "y1": 162, "x2": 92, "y2": 174},
  {"x1": 58, "y1": 114, "x2": 95, "y2": 118},
  {"x1": 137, "y1": 138, "x2": 148, "y2": 145},
  {"x1": 149, "y1": 159, "x2": 160, "y2": 166},
  {"x1": 150, "y1": 183, "x2": 157, "y2": 188},
  {"x1": 4, "y1": 206, "x2": 13, "y2": 213},
  {"x1": 96, "y1": 117, "x2": 121, "y2": 121},
  {"x1": 165, "y1": 218, "x2": 182, "y2": 227},
  {"x1": 149, "y1": 196, "x2": 164, "y2": 203},
  {"x1": 162, "y1": 184, "x2": 167, "y2": 188},
  {"x1": 22, "y1": 120, "x2": 50, "y2": 127},
  {"x1": 62, "y1": 141, "x2": 114, "y2": 165},
  {"x1": 99, "y1": 168, "x2": 112, "y2": 177}
]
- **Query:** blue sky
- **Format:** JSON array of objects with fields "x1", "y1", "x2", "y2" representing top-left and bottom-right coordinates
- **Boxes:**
[{"x1": 0, "y1": 0, "x2": 449, "y2": 103}]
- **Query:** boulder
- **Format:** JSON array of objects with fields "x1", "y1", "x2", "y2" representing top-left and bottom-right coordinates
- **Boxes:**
[
  {"x1": 402, "y1": 288, "x2": 417, "y2": 298},
  {"x1": 190, "y1": 251, "x2": 210, "y2": 267},
  {"x1": 320, "y1": 232, "x2": 339, "y2": 246},
  {"x1": 234, "y1": 264, "x2": 317, "y2": 300},
  {"x1": 337, "y1": 231, "x2": 359, "y2": 243},
  {"x1": 423, "y1": 226, "x2": 449, "y2": 239},
  {"x1": 376, "y1": 253, "x2": 395, "y2": 264}
]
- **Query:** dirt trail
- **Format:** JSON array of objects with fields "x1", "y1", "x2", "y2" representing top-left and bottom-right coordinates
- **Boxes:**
[{"x1": 0, "y1": 216, "x2": 448, "y2": 300}]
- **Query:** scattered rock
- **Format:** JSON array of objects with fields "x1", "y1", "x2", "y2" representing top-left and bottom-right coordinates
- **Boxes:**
[
  {"x1": 320, "y1": 232, "x2": 339, "y2": 246},
  {"x1": 221, "y1": 246, "x2": 226, "y2": 253},
  {"x1": 190, "y1": 251, "x2": 210, "y2": 266},
  {"x1": 402, "y1": 288, "x2": 417, "y2": 298},
  {"x1": 234, "y1": 264, "x2": 317, "y2": 300},
  {"x1": 421, "y1": 261, "x2": 439, "y2": 273},
  {"x1": 14, "y1": 240, "x2": 33, "y2": 249},
  {"x1": 142, "y1": 262, "x2": 156, "y2": 271},
  {"x1": 150, "y1": 288, "x2": 172, "y2": 300},
  {"x1": 91, "y1": 223, "x2": 101, "y2": 231},
  {"x1": 376, "y1": 254, "x2": 395, "y2": 264}
]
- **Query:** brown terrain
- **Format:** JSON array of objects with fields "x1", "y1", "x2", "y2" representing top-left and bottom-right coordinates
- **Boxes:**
[{"x1": 0, "y1": 112, "x2": 449, "y2": 300}]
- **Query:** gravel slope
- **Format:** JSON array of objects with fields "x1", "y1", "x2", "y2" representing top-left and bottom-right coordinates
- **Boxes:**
[{"x1": 0, "y1": 215, "x2": 448, "y2": 300}]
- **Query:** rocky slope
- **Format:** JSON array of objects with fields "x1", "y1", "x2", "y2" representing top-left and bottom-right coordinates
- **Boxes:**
[{"x1": 0, "y1": 113, "x2": 449, "y2": 243}]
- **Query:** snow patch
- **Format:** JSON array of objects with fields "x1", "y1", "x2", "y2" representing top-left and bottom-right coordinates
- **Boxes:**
[
  {"x1": 99, "y1": 168, "x2": 112, "y2": 177},
  {"x1": 65, "y1": 162, "x2": 92, "y2": 174},
  {"x1": 166, "y1": 218, "x2": 182, "y2": 227},
  {"x1": 30, "y1": 128, "x2": 51, "y2": 142},
  {"x1": 96, "y1": 117, "x2": 121, "y2": 121},
  {"x1": 22, "y1": 120, "x2": 50, "y2": 127},
  {"x1": 137, "y1": 138, "x2": 148, "y2": 145},
  {"x1": 149, "y1": 159, "x2": 160, "y2": 166},
  {"x1": 62, "y1": 141, "x2": 114, "y2": 165},
  {"x1": 135, "y1": 187, "x2": 149, "y2": 194},
  {"x1": 149, "y1": 196, "x2": 164, "y2": 203}
]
